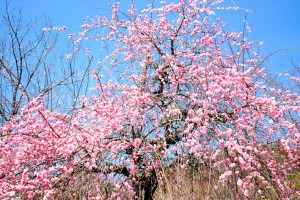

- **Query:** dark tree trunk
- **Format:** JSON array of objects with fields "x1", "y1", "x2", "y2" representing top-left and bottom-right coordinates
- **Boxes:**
[{"x1": 136, "y1": 169, "x2": 158, "y2": 200}]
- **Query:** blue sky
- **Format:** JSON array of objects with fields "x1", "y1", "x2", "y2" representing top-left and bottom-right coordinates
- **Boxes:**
[{"x1": 5, "y1": 0, "x2": 300, "y2": 73}]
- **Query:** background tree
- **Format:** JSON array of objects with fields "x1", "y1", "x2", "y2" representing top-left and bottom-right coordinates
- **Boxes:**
[
  {"x1": 0, "y1": 0, "x2": 299, "y2": 199},
  {"x1": 0, "y1": 3, "x2": 95, "y2": 125},
  {"x1": 0, "y1": 4, "x2": 58, "y2": 124}
]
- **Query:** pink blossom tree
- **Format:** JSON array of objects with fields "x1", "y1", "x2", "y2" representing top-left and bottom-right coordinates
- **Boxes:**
[{"x1": 1, "y1": 0, "x2": 300, "y2": 199}]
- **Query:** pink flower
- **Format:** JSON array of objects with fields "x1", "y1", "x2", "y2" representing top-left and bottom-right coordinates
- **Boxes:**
[
  {"x1": 237, "y1": 179, "x2": 243, "y2": 187},
  {"x1": 220, "y1": 170, "x2": 233, "y2": 181},
  {"x1": 133, "y1": 138, "x2": 142, "y2": 148}
]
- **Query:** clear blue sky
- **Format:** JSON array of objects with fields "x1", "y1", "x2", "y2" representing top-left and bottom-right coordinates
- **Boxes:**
[{"x1": 5, "y1": 0, "x2": 300, "y2": 72}]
